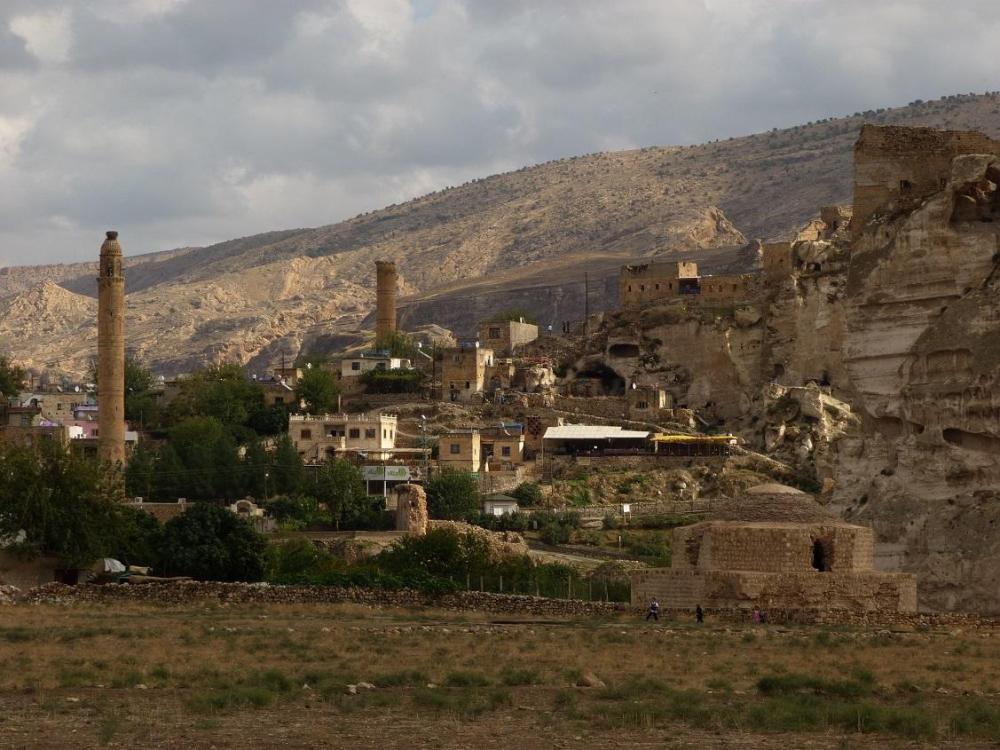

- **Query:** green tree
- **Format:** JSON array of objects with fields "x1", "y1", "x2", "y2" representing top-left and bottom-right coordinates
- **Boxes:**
[
  {"x1": 0, "y1": 356, "x2": 25, "y2": 398},
  {"x1": 241, "y1": 439, "x2": 271, "y2": 499},
  {"x1": 166, "y1": 416, "x2": 239, "y2": 500},
  {"x1": 271, "y1": 433, "x2": 303, "y2": 496},
  {"x1": 294, "y1": 367, "x2": 339, "y2": 414},
  {"x1": 159, "y1": 503, "x2": 266, "y2": 581},
  {"x1": 124, "y1": 357, "x2": 159, "y2": 426},
  {"x1": 110, "y1": 506, "x2": 164, "y2": 569},
  {"x1": 165, "y1": 364, "x2": 264, "y2": 431},
  {"x1": 425, "y1": 470, "x2": 480, "y2": 520},
  {"x1": 152, "y1": 444, "x2": 185, "y2": 501},
  {"x1": 359, "y1": 369, "x2": 426, "y2": 394},
  {"x1": 375, "y1": 330, "x2": 419, "y2": 358},
  {"x1": 124, "y1": 441, "x2": 156, "y2": 500},
  {"x1": 0, "y1": 441, "x2": 124, "y2": 567},
  {"x1": 509, "y1": 482, "x2": 543, "y2": 507},
  {"x1": 314, "y1": 459, "x2": 369, "y2": 529}
]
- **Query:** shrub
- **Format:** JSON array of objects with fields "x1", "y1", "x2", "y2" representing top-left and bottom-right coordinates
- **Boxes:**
[
  {"x1": 509, "y1": 482, "x2": 543, "y2": 507},
  {"x1": 425, "y1": 471, "x2": 479, "y2": 520},
  {"x1": 159, "y1": 502, "x2": 267, "y2": 581}
]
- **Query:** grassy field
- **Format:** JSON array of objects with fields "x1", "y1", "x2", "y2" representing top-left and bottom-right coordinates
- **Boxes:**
[{"x1": 1, "y1": 602, "x2": 1000, "y2": 748}]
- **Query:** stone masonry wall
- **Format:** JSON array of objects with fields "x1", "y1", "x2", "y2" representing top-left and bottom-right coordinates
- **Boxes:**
[{"x1": 631, "y1": 569, "x2": 917, "y2": 613}]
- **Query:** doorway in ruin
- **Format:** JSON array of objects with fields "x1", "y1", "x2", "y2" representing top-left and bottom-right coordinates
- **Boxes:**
[{"x1": 811, "y1": 540, "x2": 829, "y2": 572}]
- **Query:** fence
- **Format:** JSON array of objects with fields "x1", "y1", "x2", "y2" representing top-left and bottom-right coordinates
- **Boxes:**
[{"x1": 440, "y1": 569, "x2": 630, "y2": 603}]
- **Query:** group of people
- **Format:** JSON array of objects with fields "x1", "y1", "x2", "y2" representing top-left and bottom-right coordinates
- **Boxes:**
[
  {"x1": 644, "y1": 600, "x2": 769, "y2": 625},
  {"x1": 644, "y1": 599, "x2": 704, "y2": 624}
]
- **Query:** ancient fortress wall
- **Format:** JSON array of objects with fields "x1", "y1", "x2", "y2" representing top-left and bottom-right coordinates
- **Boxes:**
[{"x1": 852, "y1": 124, "x2": 1000, "y2": 234}]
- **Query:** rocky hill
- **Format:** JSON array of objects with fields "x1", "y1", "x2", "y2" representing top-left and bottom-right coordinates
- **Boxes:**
[{"x1": 3, "y1": 93, "x2": 1000, "y2": 377}]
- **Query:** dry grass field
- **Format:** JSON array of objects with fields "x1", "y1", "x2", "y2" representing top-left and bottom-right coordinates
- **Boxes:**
[{"x1": 1, "y1": 602, "x2": 1000, "y2": 749}]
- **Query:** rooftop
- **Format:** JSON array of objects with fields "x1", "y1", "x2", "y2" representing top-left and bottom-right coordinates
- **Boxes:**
[{"x1": 543, "y1": 425, "x2": 651, "y2": 441}]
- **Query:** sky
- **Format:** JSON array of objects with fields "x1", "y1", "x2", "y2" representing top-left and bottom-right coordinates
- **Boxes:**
[{"x1": 1, "y1": 0, "x2": 999, "y2": 266}]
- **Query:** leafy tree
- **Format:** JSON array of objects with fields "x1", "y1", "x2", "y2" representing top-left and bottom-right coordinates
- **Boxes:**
[
  {"x1": 159, "y1": 502, "x2": 266, "y2": 581},
  {"x1": 509, "y1": 482, "x2": 543, "y2": 507},
  {"x1": 164, "y1": 364, "x2": 264, "y2": 432},
  {"x1": 271, "y1": 433, "x2": 303, "y2": 495},
  {"x1": 152, "y1": 443, "x2": 185, "y2": 501},
  {"x1": 374, "y1": 330, "x2": 419, "y2": 358},
  {"x1": 294, "y1": 367, "x2": 339, "y2": 414},
  {"x1": 0, "y1": 356, "x2": 25, "y2": 398},
  {"x1": 425, "y1": 470, "x2": 480, "y2": 520},
  {"x1": 124, "y1": 441, "x2": 156, "y2": 500},
  {"x1": 124, "y1": 357, "x2": 159, "y2": 425},
  {"x1": 359, "y1": 369, "x2": 426, "y2": 394},
  {"x1": 110, "y1": 506, "x2": 164, "y2": 569},
  {"x1": 313, "y1": 459, "x2": 370, "y2": 529},
  {"x1": 167, "y1": 416, "x2": 235, "y2": 499},
  {"x1": 246, "y1": 402, "x2": 288, "y2": 437},
  {"x1": 241, "y1": 439, "x2": 271, "y2": 499},
  {"x1": 0, "y1": 441, "x2": 124, "y2": 567}
]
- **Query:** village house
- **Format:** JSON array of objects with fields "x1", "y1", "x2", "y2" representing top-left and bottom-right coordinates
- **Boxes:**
[
  {"x1": 337, "y1": 351, "x2": 412, "y2": 380},
  {"x1": 440, "y1": 343, "x2": 494, "y2": 402},
  {"x1": 289, "y1": 412, "x2": 397, "y2": 461},
  {"x1": 477, "y1": 318, "x2": 539, "y2": 356},
  {"x1": 437, "y1": 429, "x2": 480, "y2": 472},
  {"x1": 437, "y1": 424, "x2": 526, "y2": 473}
]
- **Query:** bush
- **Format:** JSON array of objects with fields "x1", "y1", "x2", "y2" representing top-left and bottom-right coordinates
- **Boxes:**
[
  {"x1": 425, "y1": 471, "x2": 479, "y2": 520},
  {"x1": 160, "y1": 503, "x2": 267, "y2": 581},
  {"x1": 359, "y1": 369, "x2": 426, "y2": 394},
  {"x1": 509, "y1": 482, "x2": 543, "y2": 507}
]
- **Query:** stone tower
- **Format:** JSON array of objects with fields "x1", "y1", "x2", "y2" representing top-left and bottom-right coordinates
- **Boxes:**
[
  {"x1": 375, "y1": 260, "x2": 397, "y2": 341},
  {"x1": 97, "y1": 230, "x2": 126, "y2": 465}
]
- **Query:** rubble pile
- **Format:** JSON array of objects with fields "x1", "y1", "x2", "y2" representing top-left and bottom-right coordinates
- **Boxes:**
[{"x1": 426, "y1": 520, "x2": 530, "y2": 562}]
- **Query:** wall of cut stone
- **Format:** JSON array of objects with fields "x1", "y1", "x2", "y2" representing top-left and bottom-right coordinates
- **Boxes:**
[{"x1": 631, "y1": 568, "x2": 916, "y2": 613}]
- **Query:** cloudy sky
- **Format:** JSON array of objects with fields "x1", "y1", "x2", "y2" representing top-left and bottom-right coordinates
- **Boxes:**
[{"x1": 1, "y1": 0, "x2": 998, "y2": 266}]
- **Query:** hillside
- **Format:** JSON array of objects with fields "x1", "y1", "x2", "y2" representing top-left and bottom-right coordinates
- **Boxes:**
[{"x1": 2, "y1": 92, "x2": 1000, "y2": 376}]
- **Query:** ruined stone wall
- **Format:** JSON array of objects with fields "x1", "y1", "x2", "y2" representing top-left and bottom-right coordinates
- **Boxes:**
[
  {"x1": 852, "y1": 124, "x2": 1000, "y2": 235},
  {"x1": 762, "y1": 242, "x2": 794, "y2": 278},
  {"x1": 631, "y1": 568, "x2": 917, "y2": 613},
  {"x1": 673, "y1": 523, "x2": 871, "y2": 574},
  {"x1": 619, "y1": 261, "x2": 698, "y2": 306},
  {"x1": 696, "y1": 273, "x2": 760, "y2": 304}
]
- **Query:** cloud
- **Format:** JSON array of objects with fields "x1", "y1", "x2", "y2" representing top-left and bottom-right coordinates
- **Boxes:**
[{"x1": 0, "y1": 0, "x2": 997, "y2": 264}]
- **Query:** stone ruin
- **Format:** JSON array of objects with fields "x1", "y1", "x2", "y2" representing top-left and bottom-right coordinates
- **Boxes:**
[
  {"x1": 630, "y1": 483, "x2": 916, "y2": 614},
  {"x1": 394, "y1": 483, "x2": 428, "y2": 535}
]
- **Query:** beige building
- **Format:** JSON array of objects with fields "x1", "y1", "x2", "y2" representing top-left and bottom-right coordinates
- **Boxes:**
[
  {"x1": 619, "y1": 261, "x2": 699, "y2": 306},
  {"x1": 478, "y1": 319, "x2": 538, "y2": 356},
  {"x1": 441, "y1": 345, "x2": 494, "y2": 402},
  {"x1": 289, "y1": 413, "x2": 397, "y2": 461},
  {"x1": 627, "y1": 384, "x2": 673, "y2": 418},
  {"x1": 438, "y1": 424, "x2": 526, "y2": 473},
  {"x1": 338, "y1": 352, "x2": 412, "y2": 379},
  {"x1": 762, "y1": 241, "x2": 794, "y2": 278},
  {"x1": 630, "y1": 484, "x2": 916, "y2": 615}
]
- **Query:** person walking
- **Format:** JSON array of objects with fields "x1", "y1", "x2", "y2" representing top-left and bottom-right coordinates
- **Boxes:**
[
  {"x1": 645, "y1": 598, "x2": 660, "y2": 622},
  {"x1": 751, "y1": 606, "x2": 761, "y2": 624},
  {"x1": 695, "y1": 604, "x2": 704, "y2": 624}
]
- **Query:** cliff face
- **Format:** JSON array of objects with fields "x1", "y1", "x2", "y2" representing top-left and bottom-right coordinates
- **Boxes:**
[{"x1": 588, "y1": 142, "x2": 1000, "y2": 610}]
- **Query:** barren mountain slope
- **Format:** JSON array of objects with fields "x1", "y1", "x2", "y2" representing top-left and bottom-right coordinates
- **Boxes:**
[{"x1": 2, "y1": 93, "x2": 999, "y2": 376}]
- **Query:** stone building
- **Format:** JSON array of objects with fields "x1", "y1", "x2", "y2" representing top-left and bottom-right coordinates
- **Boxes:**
[
  {"x1": 337, "y1": 351, "x2": 412, "y2": 379},
  {"x1": 438, "y1": 429, "x2": 481, "y2": 472},
  {"x1": 289, "y1": 412, "x2": 397, "y2": 461},
  {"x1": 630, "y1": 483, "x2": 916, "y2": 614},
  {"x1": 851, "y1": 124, "x2": 1000, "y2": 235},
  {"x1": 762, "y1": 242, "x2": 794, "y2": 278},
  {"x1": 478, "y1": 318, "x2": 539, "y2": 356},
  {"x1": 619, "y1": 261, "x2": 699, "y2": 306},
  {"x1": 441, "y1": 344, "x2": 494, "y2": 402}
]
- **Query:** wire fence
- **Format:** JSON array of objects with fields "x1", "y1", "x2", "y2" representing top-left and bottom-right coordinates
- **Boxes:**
[{"x1": 444, "y1": 571, "x2": 630, "y2": 603}]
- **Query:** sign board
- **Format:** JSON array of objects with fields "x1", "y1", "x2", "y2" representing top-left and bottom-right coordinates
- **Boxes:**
[
  {"x1": 621, "y1": 503, "x2": 631, "y2": 514},
  {"x1": 362, "y1": 465, "x2": 411, "y2": 482}
]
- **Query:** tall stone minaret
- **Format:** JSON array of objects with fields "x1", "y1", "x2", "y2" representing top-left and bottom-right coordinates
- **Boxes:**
[
  {"x1": 375, "y1": 260, "x2": 398, "y2": 341},
  {"x1": 97, "y1": 230, "x2": 126, "y2": 466}
]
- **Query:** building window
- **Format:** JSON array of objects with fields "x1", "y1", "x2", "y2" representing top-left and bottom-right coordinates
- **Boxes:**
[
  {"x1": 365, "y1": 428, "x2": 376, "y2": 438},
  {"x1": 274, "y1": 396, "x2": 284, "y2": 404},
  {"x1": 501, "y1": 446, "x2": 511, "y2": 457},
  {"x1": 348, "y1": 428, "x2": 360, "y2": 439},
  {"x1": 635, "y1": 401, "x2": 648, "y2": 410},
  {"x1": 450, "y1": 443, "x2": 461, "y2": 454},
  {"x1": 640, "y1": 284, "x2": 645, "y2": 291},
  {"x1": 465, "y1": 381, "x2": 470, "y2": 389},
  {"x1": 489, "y1": 327, "x2": 501, "y2": 339},
  {"x1": 628, "y1": 285, "x2": 632, "y2": 292},
  {"x1": 300, "y1": 429, "x2": 312, "y2": 439},
  {"x1": 351, "y1": 361, "x2": 361, "y2": 371}
]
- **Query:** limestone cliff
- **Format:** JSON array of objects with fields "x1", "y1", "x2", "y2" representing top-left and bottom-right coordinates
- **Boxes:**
[{"x1": 584, "y1": 142, "x2": 1000, "y2": 610}]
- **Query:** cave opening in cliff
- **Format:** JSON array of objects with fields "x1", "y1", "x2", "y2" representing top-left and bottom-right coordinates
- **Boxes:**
[
  {"x1": 811, "y1": 540, "x2": 829, "y2": 572},
  {"x1": 573, "y1": 363, "x2": 626, "y2": 396},
  {"x1": 608, "y1": 343, "x2": 640, "y2": 359}
]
